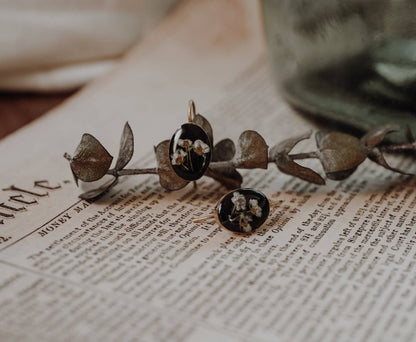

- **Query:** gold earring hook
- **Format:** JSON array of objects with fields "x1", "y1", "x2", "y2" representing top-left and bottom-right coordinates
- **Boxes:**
[
  {"x1": 188, "y1": 99, "x2": 198, "y2": 189},
  {"x1": 270, "y1": 200, "x2": 282, "y2": 207},
  {"x1": 188, "y1": 99, "x2": 196, "y2": 123},
  {"x1": 193, "y1": 215, "x2": 215, "y2": 223}
]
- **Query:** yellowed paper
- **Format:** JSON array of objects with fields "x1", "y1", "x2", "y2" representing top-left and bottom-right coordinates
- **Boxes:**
[{"x1": 0, "y1": 1, "x2": 415, "y2": 341}]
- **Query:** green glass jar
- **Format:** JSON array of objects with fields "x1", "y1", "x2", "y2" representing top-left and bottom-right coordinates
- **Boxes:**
[{"x1": 262, "y1": 0, "x2": 416, "y2": 143}]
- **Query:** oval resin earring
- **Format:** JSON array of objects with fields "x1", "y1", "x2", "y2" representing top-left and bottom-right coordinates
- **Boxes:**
[
  {"x1": 194, "y1": 188, "x2": 274, "y2": 233},
  {"x1": 169, "y1": 101, "x2": 212, "y2": 181}
]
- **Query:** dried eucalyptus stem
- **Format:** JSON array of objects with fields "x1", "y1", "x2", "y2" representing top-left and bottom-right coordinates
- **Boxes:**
[
  {"x1": 64, "y1": 103, "x2": 415, "y2": 200},
  {"x1": 101, "y1": 152, "x2": 319, "y2": 181},
  {"x1": 106, "y1": 168, "x2": 158, "y2": 176}
]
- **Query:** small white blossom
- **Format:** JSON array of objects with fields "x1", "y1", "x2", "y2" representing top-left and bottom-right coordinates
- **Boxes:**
[
  {"x1": 178, "y1": 139, "x2": 192, "y2": 149},
  {"x1": 242, "y1": 224, "x2": 252, "y2": 233},
  {"x1": 239, "y1": 214, "x2": 253, "y2": 232},
  {"x1": 249, "y1": 199, "x2": 262, "y2": 217},
  {"x1": 171, "y1": 149, "x2": 186, "y2": 165},
  {"x1": 231, "y1": 191, "x2": 246, "y2": 211},
  {"x1": 193, "y1": 139, "x2": 210, "y2": 155}
]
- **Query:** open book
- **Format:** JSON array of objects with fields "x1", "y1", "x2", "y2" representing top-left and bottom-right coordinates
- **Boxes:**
[{"x1": 1, "y1": 1, "x2": 415, "y2": 341}]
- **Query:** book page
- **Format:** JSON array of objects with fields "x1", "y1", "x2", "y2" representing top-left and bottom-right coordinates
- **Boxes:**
[{"x1": 1, "y1": 1, "x2": 416, "y2": 341}]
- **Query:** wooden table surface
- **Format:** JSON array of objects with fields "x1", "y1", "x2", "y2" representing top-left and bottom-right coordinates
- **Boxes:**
[{"x1": 0, "y1": 91, "x2": 76, "y2": 140}]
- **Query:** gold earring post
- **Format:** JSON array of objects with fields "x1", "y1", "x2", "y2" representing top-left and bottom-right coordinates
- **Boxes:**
[
  {"x1": 193, "y1": 215, "x2": 215, "y2": 223},
  {"x1": 269, "y1": 200, "x2": 282, "y2": 207}
]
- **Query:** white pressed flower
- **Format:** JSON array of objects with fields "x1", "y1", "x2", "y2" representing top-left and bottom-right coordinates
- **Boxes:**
[
  {"x1": 239, "y1": 214, "x2": 253, "y2": 233},
  {"x1": 178, "y1": 139, "x2": 193, "y2": 149},
  {"x1": 249, "y1": 199, "x2": 262, "y2": 217},
  {"x1": 231, "y1": 191, "x2": 246, "y2": 211},
  {"x1": 171, "y1": 149, "x2": 186, "y2": 165},
  {"x1": 193, "y1": 139, "x2": 210, "y2": 155},
  {"x1": 242, "y1": 223, "x2": 252, "y2": 233}
]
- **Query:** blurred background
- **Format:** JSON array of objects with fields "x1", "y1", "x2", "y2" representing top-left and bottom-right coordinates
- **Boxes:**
[
  {"x1": 2, "y1": 0, "x2": 416, "y2": 143},
  {"x1": 263, "y1": 0, "x2": 416, "y2": 143},
  {"x1": 0, "y1": 0, "x2": 178, "y2": 139}
]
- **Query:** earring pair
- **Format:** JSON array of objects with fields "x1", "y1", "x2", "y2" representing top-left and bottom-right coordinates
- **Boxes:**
[
  {"x1": 170, "y1": 106, "x2": 277, "y2": 233},
  {"x1": 193, "y1": 188, "x2": 280, "y2": 233}
]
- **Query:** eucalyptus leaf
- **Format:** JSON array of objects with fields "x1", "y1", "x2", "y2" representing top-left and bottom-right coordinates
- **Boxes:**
[
  {"x1": 317, "y1": 132, "x2": 366, "y2": 178},
  {"x1": 324, "y1": 168, "x2": 358, "y2": 181},
  {"x1": 278, "y1": 131, "x2": 312, "y2": 154},
  {"x1": 115, "y1": 122, "x2": 134, "y2": 171},
  {"x1": 79, "y1": 177, "x2": 119, "y2": 200},
  {"x1": 212, "y1": 138, "x2": 236, "y2": 162},
  {"x1": 69, "y1": 133, "x2": 113, "y2": 183},
  {"x1": 234, "y1": 130, "x2": 268, "y2": 169},
  {"x1": 205, "y1": 166, "x2": 243, "y2": 189},
  {"x1": 270, "y1": 132, "x2": 325, "y2": 185},
  {"x1": 154, "y1": 140, "x2": 189, "y2": 191},
  {"x1": 315, "y1": 131, "x2": 326, "y2": 147},
  {"x1": 361, "y1": 124, "x2": 399, "y2": 147},
  {"x1": 71, "y1": 170, "x2": 79, "y2": 186},
  {"x1": 63, "y1": 153, "x2": 79, "y2": 186},
  {"x1": 210, "y1": 139, "x2": 240, "y2": 188},
  {"x1": 367, "y1": 149, "x2": 413, "y2": 175},
  {"x1": 406, "y1": 126, "x2": 415, "y2": 143},
  {"x1": 194, "y1": 114, "x2": 213, "y2": 147}
]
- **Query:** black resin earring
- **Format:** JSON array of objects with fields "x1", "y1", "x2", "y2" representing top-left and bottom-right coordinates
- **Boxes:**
[
  {"x1": 194, "y1": 188, "x2": 278, "y2": 233},
  {"x1": 169, "y1": 101, "x2": 212, "y2": 181}
]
